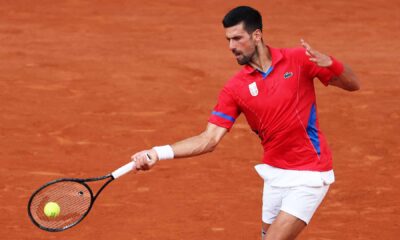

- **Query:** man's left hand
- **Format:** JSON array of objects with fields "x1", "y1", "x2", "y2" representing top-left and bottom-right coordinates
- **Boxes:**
[{"x1": 300, "y1": 39, "x2": 332, "y2": 67}]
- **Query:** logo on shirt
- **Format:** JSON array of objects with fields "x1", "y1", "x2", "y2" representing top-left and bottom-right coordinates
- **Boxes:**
[
  {"x1": 284, "y1": 72, "x2": 293, "y2": 79},
  {"x1": 248, "y1": 82, "x2": 258, "y2": 96}
]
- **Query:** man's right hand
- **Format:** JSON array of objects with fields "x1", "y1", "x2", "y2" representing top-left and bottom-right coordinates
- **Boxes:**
[{"x1": 131, "y1": 149, "x2": 159, "y2": 171}]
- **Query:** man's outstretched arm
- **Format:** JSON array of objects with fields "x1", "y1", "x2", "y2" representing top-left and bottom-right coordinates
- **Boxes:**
[{"x1": 132, "y1": 123, "x2": 228, "y2": 170}]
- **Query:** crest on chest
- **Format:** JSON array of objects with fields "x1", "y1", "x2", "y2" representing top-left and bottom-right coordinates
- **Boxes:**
[{"x1": 248, "y1": 82, "x2": 258, "y2": 96}]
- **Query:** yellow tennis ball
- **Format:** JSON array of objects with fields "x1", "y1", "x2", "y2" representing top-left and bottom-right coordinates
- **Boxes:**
[{"x1": 44, "y1": 202, "x2": 60, "y2": 218}]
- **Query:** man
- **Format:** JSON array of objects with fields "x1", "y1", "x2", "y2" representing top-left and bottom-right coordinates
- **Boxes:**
[{"x1": 132, "y1": 6, "x2": 359, "y2": 240}]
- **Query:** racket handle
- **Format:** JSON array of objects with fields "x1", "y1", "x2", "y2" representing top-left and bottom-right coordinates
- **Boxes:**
[{"x1": 111, "y1": 154, "x2": 151, "y2": 179}]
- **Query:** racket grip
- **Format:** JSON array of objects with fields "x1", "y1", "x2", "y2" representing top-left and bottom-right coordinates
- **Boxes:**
[
  {"x1": 111, "y1": 154, "x2": 151, "y2": 179},
  {"x1": 112, "y1": 161, "x2": 136, "y2": 179}
]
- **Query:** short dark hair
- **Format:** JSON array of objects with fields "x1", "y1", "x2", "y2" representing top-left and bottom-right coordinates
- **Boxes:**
[{"x1": 222, "y1": 6, "x2": 262, "y2": 33}]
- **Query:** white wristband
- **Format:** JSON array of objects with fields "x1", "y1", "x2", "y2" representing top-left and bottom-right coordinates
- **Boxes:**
[{"x1": 153, "y1": 145, "x2": 174, "y2": 160}]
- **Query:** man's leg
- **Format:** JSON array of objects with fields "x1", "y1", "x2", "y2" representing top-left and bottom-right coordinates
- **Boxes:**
[
  {"x1": 262, "y1": 184, "x2": 330, "y2": 239},
  {"x1": 264, "y1": 211, "x2": 306, "y2": 240}
]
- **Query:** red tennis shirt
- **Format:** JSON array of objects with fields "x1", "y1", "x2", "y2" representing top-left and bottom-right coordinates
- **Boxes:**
[{"x1": 209, "y1": 46, "x2": 340, "y2": 171}]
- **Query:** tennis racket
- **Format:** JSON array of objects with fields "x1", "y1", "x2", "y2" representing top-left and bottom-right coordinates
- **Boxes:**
[{"x1": 28, "y1": 154, "x2": 152, "y2": 232}]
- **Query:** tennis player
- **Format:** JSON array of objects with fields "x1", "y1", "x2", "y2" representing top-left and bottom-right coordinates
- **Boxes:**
[{"x1": 132, "y1": 6, "x2": 360, "y2": 240}]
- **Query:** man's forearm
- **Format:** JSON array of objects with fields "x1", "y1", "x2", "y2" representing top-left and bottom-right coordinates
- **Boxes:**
[
  {"x1": 330, "y1": 64, "x2": 360, "y2": 91},
  {"x1": 171, "y1": 131, "x2": 219, "y2": 158},
  {"x1": 132, "y1": 123, "x2": 227, "y2": 169}
]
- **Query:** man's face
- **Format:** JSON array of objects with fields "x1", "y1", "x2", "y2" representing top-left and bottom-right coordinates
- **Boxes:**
[{"x1": 225, "y1": 22, "x2": 257, "y2": 65}]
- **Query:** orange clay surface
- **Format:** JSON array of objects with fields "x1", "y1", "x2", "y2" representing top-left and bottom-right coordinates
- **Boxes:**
[{"x1": 1, "y1": 0, "x2": 399, "y2": 239}]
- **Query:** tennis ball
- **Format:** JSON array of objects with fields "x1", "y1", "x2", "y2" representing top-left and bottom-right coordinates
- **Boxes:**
[{"x1": 44, "y1": 202, "x2": 60, "y2": 218}]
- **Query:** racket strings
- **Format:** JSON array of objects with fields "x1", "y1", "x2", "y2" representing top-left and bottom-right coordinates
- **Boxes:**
[{"x1": 29, "y1": 181, "x2": 92, "y2": 230}]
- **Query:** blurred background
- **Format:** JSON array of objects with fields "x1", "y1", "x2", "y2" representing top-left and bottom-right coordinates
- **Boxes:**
[{"x1": 0, "y1": 0, "x2": 399, "y2": 239}]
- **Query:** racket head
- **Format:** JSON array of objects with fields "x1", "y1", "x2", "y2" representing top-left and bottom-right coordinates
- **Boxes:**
[{"x1": 28, "y1": 178, "x2": 95, "y2": 232}]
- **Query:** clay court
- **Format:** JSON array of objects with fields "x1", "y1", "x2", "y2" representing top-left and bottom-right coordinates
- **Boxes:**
[{"x1": 1, "y1": 0, "x2": 399, "y2": 239}]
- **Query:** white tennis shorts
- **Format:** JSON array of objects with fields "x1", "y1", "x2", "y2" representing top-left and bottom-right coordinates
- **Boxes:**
[{"x1": 262, "y1": 183, "x2": 329, "y2": 224}]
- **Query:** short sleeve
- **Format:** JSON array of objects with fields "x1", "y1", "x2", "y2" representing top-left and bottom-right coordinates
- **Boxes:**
[{"x1": 208, "y1": 87, "x2": 241, "y2": 130}]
